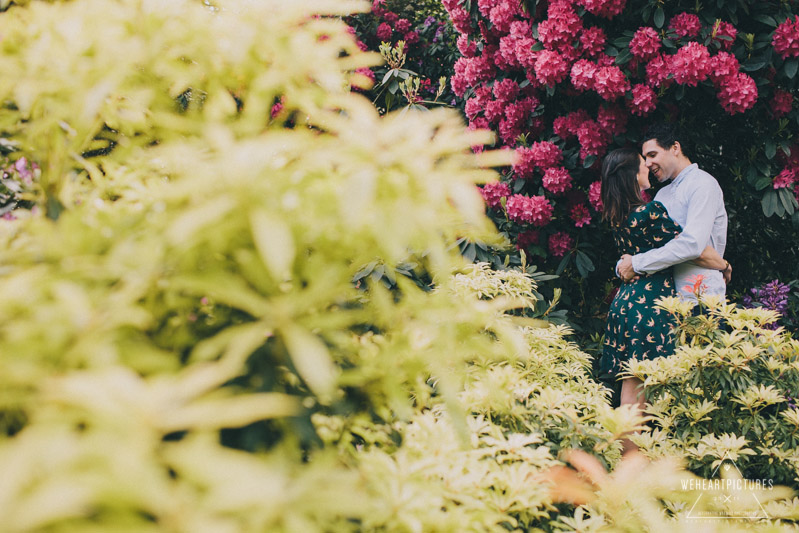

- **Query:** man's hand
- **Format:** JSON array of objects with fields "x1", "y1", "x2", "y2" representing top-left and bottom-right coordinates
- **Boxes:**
[
  {"x1": 618, "y1": 254, "x2": 639, "y2": 282},
  {"x1": 723, "y1": 261, "x2": 732, "y2": 284}
]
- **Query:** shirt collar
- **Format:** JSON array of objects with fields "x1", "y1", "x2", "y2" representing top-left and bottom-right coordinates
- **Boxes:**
[{"x1": 671, "y1": 163, "x2": 697, "y2": 187}]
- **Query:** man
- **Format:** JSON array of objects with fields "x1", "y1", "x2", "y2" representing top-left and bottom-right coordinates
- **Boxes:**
[{"x1": 617, "y1": 123, "x2": 730, "y2": 299}]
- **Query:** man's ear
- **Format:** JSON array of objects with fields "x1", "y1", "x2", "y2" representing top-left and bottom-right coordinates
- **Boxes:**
[{"x1": 672, "y1": 141, "x2": 682, "y2": 156}]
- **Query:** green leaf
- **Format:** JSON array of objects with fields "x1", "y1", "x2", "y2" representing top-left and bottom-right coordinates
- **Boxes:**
[
  {"x1": 761, "y1": 189, "x2": 779, "y2": 217},
  {"x1": 754, "y1": 177, "x2": 772, "y2": 191},
  {"x1": 381, "y1": 69, "x2": 397, "y2": 85},
  {"x1": 778, "y1": 187, "x2": 797, "y2": 215},
  {"x1": 575, "y1": 251, "x2": 595, "y2": 278},
  {"x1": 765, "y1": 141, "x2": 777, "y2": 160},
  {"x1": 614, "y1": 49, "x2": 632, "y2": 66},
  {"x1": 753, "y1": 14, "x2": 777, "y2": 27},
  {"x1": 654, "y1": 7, "x2": 665, "y2": 28},
  {"x1": 785, "y1": 58, "x2": 798, "y2": 79},
  {"x1": 583, "y1": 155, "x2": 597, "y2": 168},
  {"x1": 555, "y1": 252, "x2": 572, "y2": 275}
]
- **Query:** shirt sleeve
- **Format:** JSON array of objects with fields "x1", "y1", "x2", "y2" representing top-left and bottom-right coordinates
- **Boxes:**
[{"x1": 631, "y1": 177, "x2": 722, "y2": 275}]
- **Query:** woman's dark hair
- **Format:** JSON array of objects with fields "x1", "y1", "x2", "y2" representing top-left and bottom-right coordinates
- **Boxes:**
[
  {"x1": 642, "y1": 122, "x2": 693, "y2": 159},
  {"x1": 601, "y1": 148, "x2": 646, "y2": 226}
]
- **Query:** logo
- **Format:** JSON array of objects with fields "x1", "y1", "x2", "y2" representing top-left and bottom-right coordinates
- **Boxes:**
[{"x1": 681, "y1": 451, "x2": 773, "y2": 520}]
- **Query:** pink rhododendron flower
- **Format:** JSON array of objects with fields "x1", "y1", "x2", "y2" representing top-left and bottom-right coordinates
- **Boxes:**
[
  {"x1": 404, "y1": 31, "x2": 420, "y2": 45},
  {"x1": 516, "y1": 37, "x2": 539, "y2": 69},
  {"x1": 580, "y1": 27, "x2": 607, "y2": 58},
  {"x1": 493, "y1": 78, "x2": 519, "y2": 102},
  {"x1": 712, "y1": 21, "x2": 737, "y2": 51},
  {"x1": 548, "y1": 231, "x2": 574, "y2": 257},
  {"x1": 516, "y1": 230, "x2": 540, "y2": 250},
  {"x1": 481, "y1": 181, "x2": 512, "y2": 208},
  {"x1": 570, "y1": 59, "x2": 597, "y2": 91},
  {"x1": 457, "y1": 34, "x2": 478, "y2": 57},
  {"x1": 773, "y1": 168, "x2": 796, "y2": 189},
  {"x1": 464, "y1": 54, "x2": 496, "y2": 86},
  {"x1": 597, "y1": 104, "x2": 628, "y2": 136},
  {"x1": 535, "y1": 50, "x2": 570, "y2": 86},
  {"x1": 484, "y1": 99, "x2": 505, "y2": 123},
  {"x1": 383, "y1": 12, "x2": 399, "y2": 25},
  {"x1": 395, "y1": 18, "x2": 411, "y2": 33},
  {"x1": 588, "y1": 180, "x2": 603, "y2": 211},
  {"x1": 513, "y1": 141, "x2": 564, "y2": 178},
  {"x1": 542, "y1": 167, "x2": 573, "y2": 194},
  {"x1": 708, "y1": 51, "x2": 740, "y2": 84},
  {"x1": 488, "y1": 0, "x2": 522, "y2": 33},
  {"x1": 717, "y1": 72, "x2": 758, "y2": 114},
  {"x1": 270, "y1": 101, "x2": 283, "y2": 119},
  {"x1": 506, "y1": 194, "x2": 554, "y2": 226},
  {"x1": 576, "y1": 119, "x2": 609, "y2": 159},
  {"x1": 669, "y1": 12, "x2": 702, "y2": 38},
  {"x1": 671, "y1": 42, "x2": 711, "y2": 86},
  {"x1": 628, "y1": 84, "x2": 658, "y2": 116},
  {"x1": 770, "y1": 88, "x2": 793, "y2": 117},
  {"x1": 570, "y1": 203, "x2": 592, "y2": 227},
  {"x1": 538, "y1": 7, "x2": 582, "y2": 50},
  {"x1": 498, "y1": 118, "x2": 523, "y2": 145},
  {"x1": 773, "y1": 15, "x2": 799, "y2": 59},
  {"x1": 645, "y1": 54, "x2": 672, "y2": 88},
  {"x1": 376, "y1": 22, "x2": 392, "y2": 41},
  {"x1": 593, "y1": 65, "x2": 630, "y2": 100},
  {"x1": 575, "y1": 0, "x2": 626, "y2": 19},
  {"x1": 629, "y1": 27, "x2": 662, "y2": 61},
  {"x1": 442, "y1": 0, "x2": 473, "y2": 34},
  {"x1": 510, "y1": 20, "x2": 532, "y2": 36},
  {"x1": 554, "y1": 110, "x2": 591, "y2": 139}
]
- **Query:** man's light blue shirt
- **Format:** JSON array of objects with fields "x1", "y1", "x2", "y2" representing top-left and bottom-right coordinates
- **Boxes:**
[{"x1": 630, "y1": 163, "x2": 728, "y2": 299}]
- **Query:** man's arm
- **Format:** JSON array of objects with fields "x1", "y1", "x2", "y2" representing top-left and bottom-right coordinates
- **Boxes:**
[{"x1": 629, "y1": 177, "x2": 722, "y2": 275}]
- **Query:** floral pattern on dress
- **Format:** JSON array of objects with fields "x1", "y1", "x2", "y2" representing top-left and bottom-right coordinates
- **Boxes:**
[{"x1": 599, "y1": 201, "x2": 682, "y2": 382}]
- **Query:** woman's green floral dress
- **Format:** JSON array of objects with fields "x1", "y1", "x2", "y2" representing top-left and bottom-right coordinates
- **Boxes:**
[{"x1": 599, "y1": 201, "x2": 681, "y2": 382}]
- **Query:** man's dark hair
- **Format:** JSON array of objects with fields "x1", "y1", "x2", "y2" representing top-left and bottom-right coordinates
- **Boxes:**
[{"x1": 642, "y1": 123, "x2": 693, "y2": 159}]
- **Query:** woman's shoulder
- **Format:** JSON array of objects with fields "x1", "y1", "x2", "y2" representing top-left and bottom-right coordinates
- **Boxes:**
[{"x1": 629, "y1": 201, "x2": 668, "y2": 222}]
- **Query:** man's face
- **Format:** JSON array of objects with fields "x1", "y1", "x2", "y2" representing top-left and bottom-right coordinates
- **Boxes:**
[{"x1": 642, "y1": 139, "x2": 678, "y2": 183}]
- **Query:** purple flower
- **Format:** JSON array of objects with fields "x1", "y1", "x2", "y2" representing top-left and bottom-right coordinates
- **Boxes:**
[
  {"x1": 424, "y1": 16, "x2": 437, "y2": 28},
  {"x1": 743, "y1": 280, "x2": 791, "y2": 329}
]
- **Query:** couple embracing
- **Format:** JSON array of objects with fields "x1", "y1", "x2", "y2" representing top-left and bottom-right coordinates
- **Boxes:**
[{"x1": 598, "y1": 123, "x2": 730, "y2": 454}]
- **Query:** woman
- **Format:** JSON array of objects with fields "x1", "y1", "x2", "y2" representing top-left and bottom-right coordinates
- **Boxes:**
[{"x1": 598, "y1": 148, "x2": 727, "y2": 453}]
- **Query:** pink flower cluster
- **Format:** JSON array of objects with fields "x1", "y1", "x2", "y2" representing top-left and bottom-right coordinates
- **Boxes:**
[
  {"x1": 588, "y1": 181, "x2": 603, "y2": 212},
  {"x1": 506, "y1": 194, "x2": 554, "y2": 226},
  {"x1": 569, "y1": 203, "x2": 592, "y2": 227},
  {"x1": 481, "y1": 181, "x2": 511, "y2": 208},
  {"x1": 630, "y1": 27, "x2": 662, "y2": 61},
  {"x1": 773, "y1": 167, "x2": 797, "y2": 189},
  {"x1": 548, "y1": 231, "x2": 574, "y2": 257},
  {"x1": 773, "y1": 16, "x2": 799, "y2": 59},
  {"x1": 670, "y1": 42, "x2": 711, "y2": 86},
  {"x1": 771, "y1": 89, "x2": 794, "y2": 117},
  {"x1": 669, "y1": 12, "x2": 701, "y2": 38},
  {"x1": 513, "y1": 141, "x2": 563, "y2": 178},
  {"x1": 543, "y1": 167, "x2": 573, "y2": 194},
  {"x1": 628, "y1": 84, "x2": 657, "y2": 116},
  {"x1": 516, "y1": 230, "x2": 540, "y2": 250},
  {"x1": 576, "y1": 0, "x2": 626, "y2": 19},
  {"x1": 712, "y1": 21, "x2": 737, "y2": 50}
]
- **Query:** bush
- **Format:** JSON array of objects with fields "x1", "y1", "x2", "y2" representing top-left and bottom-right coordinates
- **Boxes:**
[
  {"x1": 440, "y1": 0, "x2": 799, "y2": 334},
  {"x1": 630, "y1": 292, "x2": 799, "y2": 487}
]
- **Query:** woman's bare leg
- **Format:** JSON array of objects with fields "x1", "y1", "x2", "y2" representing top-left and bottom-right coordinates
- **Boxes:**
[{"x1": 619, "y1": 376, "x2": 645, "y2": 455}]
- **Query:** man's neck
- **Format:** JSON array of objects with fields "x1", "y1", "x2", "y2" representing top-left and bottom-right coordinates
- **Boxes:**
[{"x1": 673, "y1": 157, "x2": 692, "y2": 177}]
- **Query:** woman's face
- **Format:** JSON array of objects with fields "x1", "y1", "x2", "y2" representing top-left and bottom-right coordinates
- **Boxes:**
[{"x1": 636, "y1": 155, "x2": 651, "y2": 191}]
